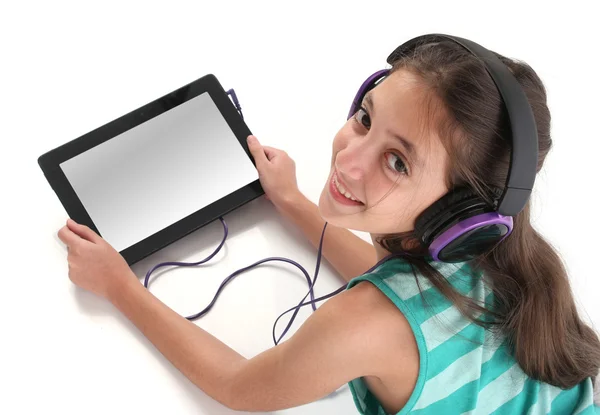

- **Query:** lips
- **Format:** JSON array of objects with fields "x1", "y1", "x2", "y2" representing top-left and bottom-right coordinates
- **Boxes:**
[{"x1": 329, "y1": 171, "x2": 364, "y2": 206}]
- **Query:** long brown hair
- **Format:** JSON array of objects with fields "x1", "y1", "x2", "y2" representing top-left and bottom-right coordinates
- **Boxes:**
[{"x1": 377, "y1": 35, "x2": 600, "y2": 389}]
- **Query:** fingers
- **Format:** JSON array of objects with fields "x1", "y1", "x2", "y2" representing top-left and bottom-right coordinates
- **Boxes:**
[
  {"x1": 57, "y1": 224, "x2": 81, "y2": 248},
  {"x1": 246, "y1": 135, "x2": 269, "y2": 167},
  {"x1": 261, "y1": 146, "x2": 282, "y2": 161},
  {"x1": 66, "y1": 219, "x2": 101, "y2": 244}
]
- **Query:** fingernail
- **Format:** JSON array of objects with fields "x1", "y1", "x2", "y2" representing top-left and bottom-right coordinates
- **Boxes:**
[{"x1": 247, "y1": 135, "x2": 256, "y2": 143}]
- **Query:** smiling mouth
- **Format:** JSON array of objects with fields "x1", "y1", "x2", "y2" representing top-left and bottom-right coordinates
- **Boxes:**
[{"x1": 331, "y1": 171, "x2": 364, "y2": 204}]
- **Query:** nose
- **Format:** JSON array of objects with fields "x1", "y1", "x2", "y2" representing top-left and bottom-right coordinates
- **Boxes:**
[
  {"x1": 335, "y1": 135, "x2": 376, "y2": 183},
  {"x1": 337, "y1": 162, "x2": 364, "y2": 182}
]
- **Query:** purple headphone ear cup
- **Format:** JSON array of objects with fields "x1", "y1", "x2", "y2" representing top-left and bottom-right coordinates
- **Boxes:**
[
  {"x1": 347, "y1": 69, "x2": 390, "y2": 120},
  {"x1": 414, "y1": 188, "x2": 513, "y2": 262},
  {"x1": 429, "y1": 213, "x2": 513, "y2": 262}
]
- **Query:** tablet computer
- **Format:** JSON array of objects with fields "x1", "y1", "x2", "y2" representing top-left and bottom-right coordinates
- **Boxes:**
[{"x1": 38, "y1": 74, "x2": 263, "y2": 266}]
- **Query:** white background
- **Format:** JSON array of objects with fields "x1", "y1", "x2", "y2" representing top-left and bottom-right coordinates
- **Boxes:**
[{"x1": 1, "y1": 1, "x2": 598, "y2": 414}]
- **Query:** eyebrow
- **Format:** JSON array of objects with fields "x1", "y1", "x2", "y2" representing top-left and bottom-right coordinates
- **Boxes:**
[{"x1": 363, "y1": 92, "x2": 420, "y2": 167}]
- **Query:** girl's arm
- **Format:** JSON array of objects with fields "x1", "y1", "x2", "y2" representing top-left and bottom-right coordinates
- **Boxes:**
[
  {"x1": 110, "y1": 276, "x2": 410, "y2": 411},
  {"x1": 57, "y1": 219, "x2": 417, "y2": 412},
  {"x1": 276, "y1": 192, "x2": 378, "y2": 283}
]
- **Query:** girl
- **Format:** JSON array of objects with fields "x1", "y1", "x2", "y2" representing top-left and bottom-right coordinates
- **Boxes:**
[{"x1": 57, "y1": 35, "x2": 600, "y2": 414}]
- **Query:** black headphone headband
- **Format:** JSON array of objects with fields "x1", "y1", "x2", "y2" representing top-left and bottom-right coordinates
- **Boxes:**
[{"x1": 387, "y1": 34, "x2": 539, "y2": 216}]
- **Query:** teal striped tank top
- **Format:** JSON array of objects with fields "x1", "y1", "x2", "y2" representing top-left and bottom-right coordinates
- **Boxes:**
[{"x1": 345, "y1": 257, "x2": 599, "y2": 414}]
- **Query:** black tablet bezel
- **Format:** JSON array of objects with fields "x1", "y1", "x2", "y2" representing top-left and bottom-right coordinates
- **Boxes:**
[{"x1": 38, "y1": 74, "x2": 264, "y2": 266}]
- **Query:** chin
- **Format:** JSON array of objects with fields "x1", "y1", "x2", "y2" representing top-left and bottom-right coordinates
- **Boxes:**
[
  {"x1": 317, "y1": 188, "x2": 368, "y2": 232},
  {"x1": 317, "y1": 189, "x2": 335, "y2": 222},
  {"x1": 318, "y1": 189, "x2": 343, "y2": 226}
]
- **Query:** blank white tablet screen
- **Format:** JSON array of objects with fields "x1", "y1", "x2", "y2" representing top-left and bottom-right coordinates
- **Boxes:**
[{"x1": 59, "y1": 92, "x2": 259, "y2": 252}]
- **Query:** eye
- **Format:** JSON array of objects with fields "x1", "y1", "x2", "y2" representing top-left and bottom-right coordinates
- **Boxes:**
[
  {"x1": 385, "y1": 152, "x2": 408, "y2": 175},
  {"x1": 354, "y1": 107, "x2": 371, "y2": 129}
]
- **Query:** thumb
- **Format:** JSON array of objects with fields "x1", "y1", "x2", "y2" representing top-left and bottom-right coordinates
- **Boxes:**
[
  {"x1": 67, "y1": 219, "x2": 101, "y2": 244},
  {"x1": 247, "y1": 135, "x2": 268, "y2": 167}
]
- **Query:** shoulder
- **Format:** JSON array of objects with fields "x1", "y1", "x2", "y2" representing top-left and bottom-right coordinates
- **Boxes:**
[
  {"x1": 346, "y1": 280, "x2": 417, "y2": 342},
  {"x1": 326, "y1": 279, "x2": 406, "y2": 327},
  {"x1": 322, "y1": 279, "x2": 419, "y2": 375}
]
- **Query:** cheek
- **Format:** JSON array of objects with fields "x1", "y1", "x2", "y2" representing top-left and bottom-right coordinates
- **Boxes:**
[{"x1": 331, "y1": 122, "x2": 353, "y2": 156}]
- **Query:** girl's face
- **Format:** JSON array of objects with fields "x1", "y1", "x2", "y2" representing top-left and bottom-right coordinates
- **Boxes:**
[{"x1": 318, "y1": 69, "x2": 451, "y2": 236}]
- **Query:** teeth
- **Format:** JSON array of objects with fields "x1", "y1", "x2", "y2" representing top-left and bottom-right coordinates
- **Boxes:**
[{"x1": 334, "y1": 175, "x2": 360, "y2": 202}]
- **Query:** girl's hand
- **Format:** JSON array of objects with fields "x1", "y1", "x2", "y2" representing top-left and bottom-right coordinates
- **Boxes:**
[
  {"x1": 57, "y1": 219, "x2": 137, "y2": 301},
  {"x1": 247, "y1": 135, "x2": 301, "y2": 209}
]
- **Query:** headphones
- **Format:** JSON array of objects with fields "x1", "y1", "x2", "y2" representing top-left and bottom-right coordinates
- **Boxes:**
[{"x1": 347, "y1": 34, "x2": 539, "y2": 262}]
